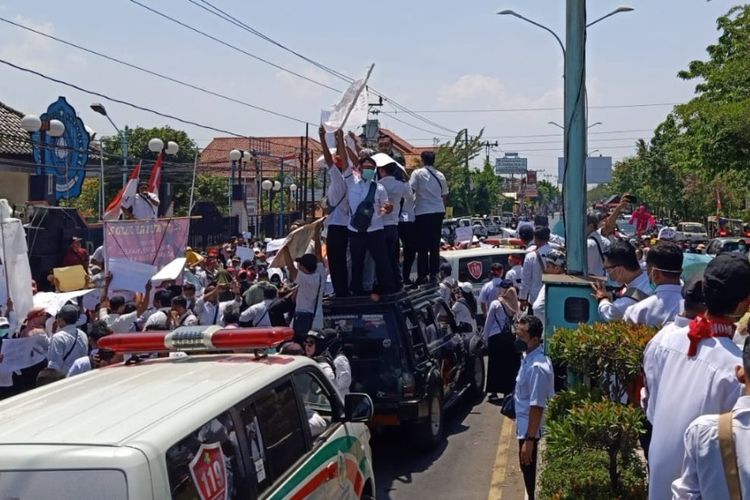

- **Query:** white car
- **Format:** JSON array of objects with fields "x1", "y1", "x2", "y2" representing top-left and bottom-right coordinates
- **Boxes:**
[
  {"x1": 0, "y1": 326, "x2": 375, "y2": 500},
  {"x1": 675, "y1": 222, "x2": 709, "y2": 242},
  {"x1": 471, "y1": 218, "x2": 488, "y2": 237}
]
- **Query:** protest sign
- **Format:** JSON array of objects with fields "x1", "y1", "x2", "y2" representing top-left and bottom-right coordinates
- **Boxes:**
[
  {"x1": 235, "y1": 246, "x2": 254, "y2": 263},
  {"x1": 0, "y1": 336, "x2": 47, "y2": 372},
  {"x1": 322, "y1": 64, "x2": 374, "y2": 133},
  {"x1": 151, "y1": 257, "x2": 186, "y2": 283},
  {"x1": 104, "y1": 218, "x2": 190, "y2": 270},
  {"x1": 33, "y1": 289, "x2": 95, "y2": 317},
  {"x1": 108, "y1": 258, "x2": 156, "y2": 295},
  {"x1": 269, "y1": 219, "x2": 323, "y2": 269},
  {"x1": 53, "y1": 265, "x2": 88, "y2": 292},
  {"x1": 0, "y1": 209, "x2": 34, "y2": 322},
  {"x1": 455, "y1": 226, "x2": 473, "y2": 243}
]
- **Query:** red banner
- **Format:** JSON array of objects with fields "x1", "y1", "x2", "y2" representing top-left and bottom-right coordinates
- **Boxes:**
[{"x1": 104, "y1": 218, "x2": 190, "y2": 269}]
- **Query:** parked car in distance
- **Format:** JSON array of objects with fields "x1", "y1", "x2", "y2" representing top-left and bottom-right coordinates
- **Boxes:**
[
  {"x1": 471, "y1": 218, "x2": 488, "y2": 237},
  {"x1": 705, "y1": 237, "x2": 750, "y2": 256},
  {"x1": 675, "y1": 222, "x2": 708, "y2": 242}
]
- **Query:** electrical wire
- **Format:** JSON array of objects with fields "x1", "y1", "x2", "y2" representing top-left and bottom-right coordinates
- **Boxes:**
[
  {"x1": 0, "y1": 17, "x2": 314, "y2": 127},
  {"x1": 188, "y1": 0, "x2": 354, "y2": 83},
  {"x1": 151, "y1": 0, "x2": 458, "y2": 135},
  {"x1": 405, "y1": 128, "x2": 655, "y2": 141},
  {"x1": 0, "y1": 57, "x2": 316, "y2": 147},
  {"x1": 127, "y1": 0, "x2": 341, "y2": 93},
  {"x1": 381, "y1": 102, "x2": 679, "y2": 113}
]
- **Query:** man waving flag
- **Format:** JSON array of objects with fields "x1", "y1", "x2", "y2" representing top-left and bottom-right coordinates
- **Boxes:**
[{"x1": 103, "y1": 162, "x2": 140, "y2": 221}]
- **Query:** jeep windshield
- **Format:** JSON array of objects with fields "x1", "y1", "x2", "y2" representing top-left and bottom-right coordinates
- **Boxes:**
[
  {"x1": 683, "y1": 223, "x2": 705, "y2": 233},
  {"x1": 324, "y1": 311, "x2": 403, "y2": 398}
]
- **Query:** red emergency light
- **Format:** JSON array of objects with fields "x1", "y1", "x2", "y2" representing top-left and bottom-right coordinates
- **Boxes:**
[{"x1": 98, "y1": 326, "x2": 294, "y2": 354}]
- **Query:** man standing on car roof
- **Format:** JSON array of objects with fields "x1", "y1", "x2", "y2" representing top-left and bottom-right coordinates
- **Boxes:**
[{"x1": 410, "y1": 151, "x2": 449, "y2": 284}]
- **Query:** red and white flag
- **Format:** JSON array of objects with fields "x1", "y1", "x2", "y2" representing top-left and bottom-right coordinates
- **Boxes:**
[
  {"x1": 147, "y1": 152, "x2": 163, "y2": 194},
  {"x1": 103, "y1": 162, "x2": 141, "y2": 221}
]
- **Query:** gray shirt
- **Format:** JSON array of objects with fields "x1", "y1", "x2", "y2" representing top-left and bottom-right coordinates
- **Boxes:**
[{"x1": 48, "y1": 324, "x2": 88, "y2": 374}]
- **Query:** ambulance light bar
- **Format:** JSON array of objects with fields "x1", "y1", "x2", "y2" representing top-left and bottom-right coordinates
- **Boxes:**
[{"x1": 98, "y1": 326, "x2": 294, "y2": 354}]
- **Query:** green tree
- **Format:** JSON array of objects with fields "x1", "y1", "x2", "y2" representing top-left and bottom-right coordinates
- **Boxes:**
[
  {"x1": 434, "y1": 129, "x2": 485, "y2": 216},
  {"x1": 60, "y1": 178, "x2": 100, "y2": 221},
  {"x1": 103, "y1": 125, "x2": 198, "y2": 165},
  {"x1": 172, "y1": 174, "x2": 230, "y2": 216},
  {"x1": 609, "y1": 6, "x2": 750, "y2": 220},
  {"x1": 469, "y1": 159, "x2": 500, "y2": 215},
  {"x1": 587, "y1": 183, "x2": 613, "y2": 205}
]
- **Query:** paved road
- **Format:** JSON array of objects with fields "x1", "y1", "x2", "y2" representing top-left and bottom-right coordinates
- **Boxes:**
[{"x1": 372, "y1": 396, "x2": 527, "y2": 500}]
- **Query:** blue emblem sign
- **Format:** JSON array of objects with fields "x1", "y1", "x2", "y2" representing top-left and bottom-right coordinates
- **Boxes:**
[{"x1": 31, "y1": 96, "x2": 90, "y2": 200}]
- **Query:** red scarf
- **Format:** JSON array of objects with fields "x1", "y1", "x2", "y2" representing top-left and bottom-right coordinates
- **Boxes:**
[{"x1": 687, "y1": 314, "x2": 736, "y2": 357}]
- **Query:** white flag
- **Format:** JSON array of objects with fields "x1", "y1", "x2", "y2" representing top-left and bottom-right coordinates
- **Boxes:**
[{"x1": 323, "y1": 64, "x2": 374, "y2": 133}]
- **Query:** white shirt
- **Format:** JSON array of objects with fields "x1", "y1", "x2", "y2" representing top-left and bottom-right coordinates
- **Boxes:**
[
  {"x1": 514, "y1": 346, "x2": 555, "y2": 439},
  {"x1": 644, "y1": 319, "x2": 743, "y2": 500},
  {"x1": 239, "y1": 299, "x2": 273, "y2": 327},
  {"x1": 409, "y1": 165, "x2": 448, "y2": 216},
  {"x1": 194, "y1": 297, "x2": 240, "y2": 326},
  {"x1": 175, "y1": 311, "x2": 198, "y2": 327},
  {"x1": 47, "y1": 324, "x2": 88, "y2": 374},
  {"x1": 329, "y1": 166, "x2": 388, "y2": 233},
  {"x1": 295, "y1": 263, "x2": 326, "y2": 329},
  {"x1": 624, "y1": 284, "x2": 683, "y2": 327},
  {"x1": 452, "y1": 300, "x2": 476, "y2": 331},
  {"x1": 520, "y1": 243, "x2": 552, "y2": 302},
  {"x1": 123, "y1": 191, "x2": 159, "y2": 219},
  {"x1": 482, "y1": 299, "x2": 511, "y2": 341},
  {"x1": 324, "y1": 166, "x2": 351, "y2": 227},
  {"x1": 91, "y1": 245, "x2": 104, "y2": 264},
  {"x1": 479, "y1": 280, "x2": 501, "y2": 308},
  {"x1": 99, "y1": 309, "x2": 138, "y2": 333},
  {"x1": 143, "y1": 308, "x2": 170, "y2": 330},
  {"x1": 506, "y1": 265, "x2": 523, "y2": 289},
  {"x1": 587, "y1": 230, "x2": 610, "y2": 277},
  {"x1": 378, "y1": 176, "x2": 411, "y2": 226},
  {"x1": 400, "y1": 186, "x2": 416, "y2": 223},
  {"x1": 598, "y1": 272, "x2": 653, "y2": 322},
  {"x1": 672, "y1": 395, "x2": 750, "y2": 500},
  {"x1": 67, "y1": 355, "x2": 92, "y2": 377},
  {"x1": 533, "y1": 284, "x2": 546, "y2": 330}
]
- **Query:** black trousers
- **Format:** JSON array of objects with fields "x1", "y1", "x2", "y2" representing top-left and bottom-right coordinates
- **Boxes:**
[
  {"x1": 415, "y1": 212, "x2": 444, "y2": 279},
  {"x1": 399, "y1": 221, "x2": 417, "y2": 282},
  {"x1": 384, "y1": 225, "x2": 401, "y2": 286},
  {"x1": 326, "y1": 224, "x2": 349, "y2": 297},
  {"x1": 349, "y1": 229, "x2": 397, "y2": 295},
  {"x1": 518, "y1": 439, "x2": 539, "y2": 500}
]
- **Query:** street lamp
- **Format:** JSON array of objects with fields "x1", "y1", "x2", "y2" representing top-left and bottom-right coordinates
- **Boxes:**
[
  {"x1": 21, "y1": 114, "x2": 65, "y2": 175},
  {"x1": 90, "y1": 102, "x2": 129, "y2": 187},
  {"x1": 496, "y1": 9, "x2": 565, "y2": 56},
  {"x1": 289, "y1": 183, "x2": 298, "y2": 214},
  {"x1": 587, "y1": 6, "x2": 634, "y2": 28}
]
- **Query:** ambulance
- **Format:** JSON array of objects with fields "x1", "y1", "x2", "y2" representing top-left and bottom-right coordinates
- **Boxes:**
[{"x1": 0, "y1": 326, "x2": 375, "y2": 499}]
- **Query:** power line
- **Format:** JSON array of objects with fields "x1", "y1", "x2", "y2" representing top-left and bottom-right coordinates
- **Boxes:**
[
  {"x1": 0, "y1": 16, "x2": 315, "y2": 127},
  {"x1": 405, "y1": 128, "x2": 654, "y2": 141},
  {"x1": 0, "y1": 57, "x2": 266, "y2": 139},
  {"x1": 383, "y1": 103, "x2": 679, "y2": 114},
  {"x1": 187, "y1": 0, "x2": 354, "y2": 83},
  {"x1": 127, "y1": 0, "x2": 342, "y2": 93},
  {"x1": 159, "y1": 0, "x2": 458, "y2": 135}
]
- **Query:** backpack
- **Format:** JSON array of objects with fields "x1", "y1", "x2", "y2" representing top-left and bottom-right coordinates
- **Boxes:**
[{"x1": 350, "y1": 183, "x2": 378, "y2": 233}]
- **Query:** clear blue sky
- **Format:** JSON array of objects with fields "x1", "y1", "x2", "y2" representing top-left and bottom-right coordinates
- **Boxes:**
[{"x1": 0, "y1": 0, "x2": 735, "y2": 178}]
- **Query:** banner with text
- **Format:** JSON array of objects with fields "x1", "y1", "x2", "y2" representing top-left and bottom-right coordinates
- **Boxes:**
[{"x1": 104, "y1": 218, "x2": 190, "y2": 270}]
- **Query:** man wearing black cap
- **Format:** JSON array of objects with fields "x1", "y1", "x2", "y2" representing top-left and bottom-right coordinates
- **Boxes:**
[
  {"x1": 643, "y1": 254, "x2": 749, "y2": 500},
  {"x1": 47, "y1": 304, "x2": 88, "y2": 376},
  {"x1": 624, "y1": 242, "x2": 684, "y2": 327},
  {"x1": 289, "y1": 253, "x2": 326, "y2": 343}
]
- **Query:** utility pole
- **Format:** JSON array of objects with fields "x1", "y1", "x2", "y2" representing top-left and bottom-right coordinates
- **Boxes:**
[
  {"x1": 481, "y1": 140, "x2": 499, "y2": 165},
  {"x1": 464, "y1": 129, "x2": 471, "y2": 215},
  {"x1": 563, "y1": 0, "x2": 588, "y2": 275}
]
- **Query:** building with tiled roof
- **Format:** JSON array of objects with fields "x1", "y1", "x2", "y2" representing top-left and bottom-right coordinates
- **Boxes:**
[
  {"x1": 373, "y1": 128, "x2": 435, "y2": 168},
  {"x1": 199, "y1": 136, "x2": 324, "y2": 180},
  {"x1": 0, "y1": 101, "x2": 36, "y2": 207}
]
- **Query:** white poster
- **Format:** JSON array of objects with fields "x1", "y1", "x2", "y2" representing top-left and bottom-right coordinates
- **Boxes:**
[
  {"x1": 151, "y1": 257, "x2": 186, "y2": 283},
  {"x1": 0, "y1": 336, "x2": 47, "y2": 372},
  {"x1": 455, "y1": 226, "x2": 473, "y2": 243},
  {"x1": 322, "y1": 65, "x2": 374, "y2": 133},
  {"x1": 33, "y1": 289, "x2": 95, "y2": 317},
  {"x1": 0, "y1": 217, "x2": 34, "y2": 322},
  {"x1": 108, "y1": 258, "x2": 157, "y2": 295}
]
